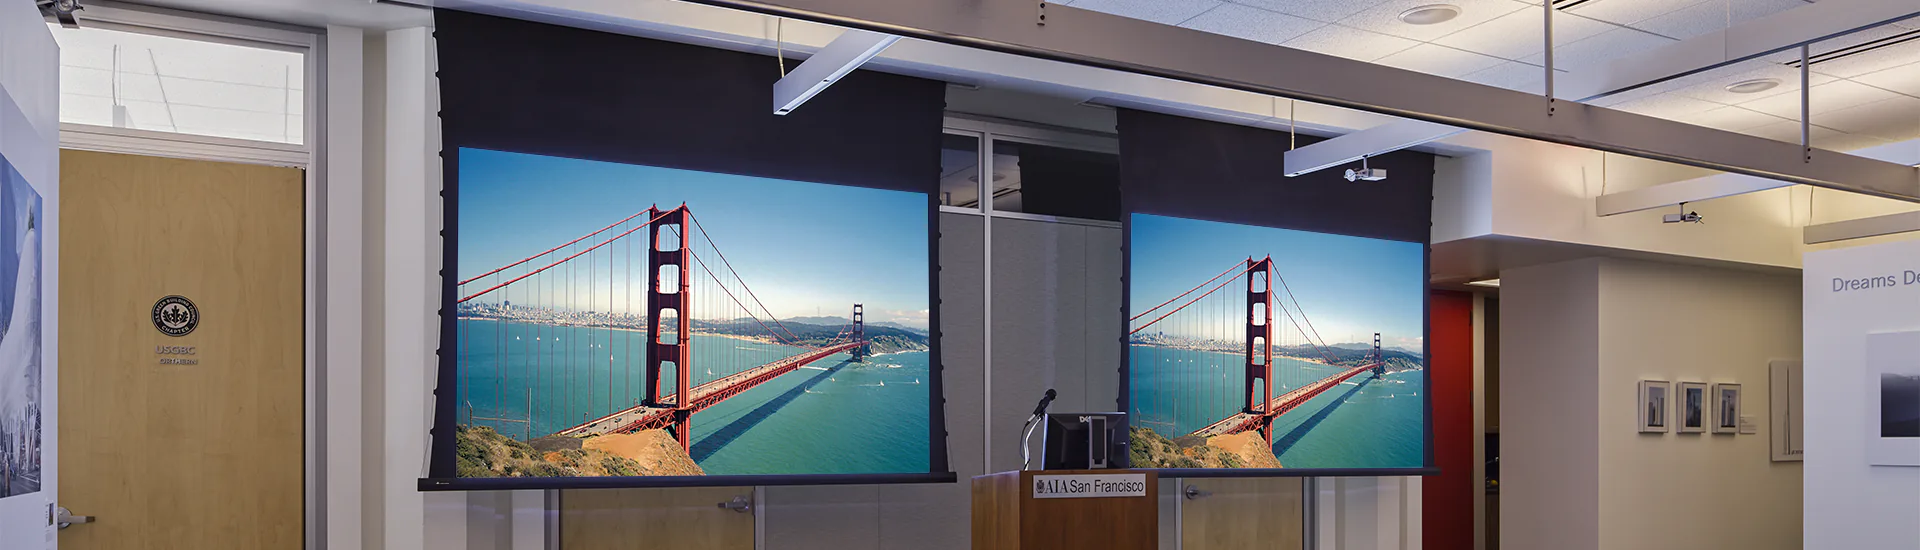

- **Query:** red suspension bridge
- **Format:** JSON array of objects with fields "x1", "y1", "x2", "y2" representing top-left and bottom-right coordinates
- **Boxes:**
[
  {"x1": 456, "y1": 204, "x2": 870, "y2": 453},
  {"x1": 1131, "y1": 256, "x2": 1388, "y2": 446}
]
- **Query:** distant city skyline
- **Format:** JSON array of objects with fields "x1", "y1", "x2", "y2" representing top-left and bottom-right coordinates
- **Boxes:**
[
  {"x1": 1129, "y1": 213, "x2": 1425, "y2": 350},
  {"x1": 456, "y1": 148, "x2": 931, "y2": 329}
]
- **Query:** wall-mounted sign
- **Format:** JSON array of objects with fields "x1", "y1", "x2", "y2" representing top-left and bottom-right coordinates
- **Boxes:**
[
  {"x1": 1031, "y1": 473, "x2": 1148, "y2": 499},
  {"x1": 151, "y1": 295, "x2": 198, "y2": 337},
  {"x1": 155, "y1": 345, "x2": 197, "y2": 365}
]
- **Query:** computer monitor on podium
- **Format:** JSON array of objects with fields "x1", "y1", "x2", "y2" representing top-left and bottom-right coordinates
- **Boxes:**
[{"x1": 1041, "y1": 412, "x2": 1128, "y2": 470}]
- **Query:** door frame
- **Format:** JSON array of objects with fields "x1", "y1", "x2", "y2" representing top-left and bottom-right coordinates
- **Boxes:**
[{"x1": 53, "y1": 4, "x2": 328, "y2": 548}]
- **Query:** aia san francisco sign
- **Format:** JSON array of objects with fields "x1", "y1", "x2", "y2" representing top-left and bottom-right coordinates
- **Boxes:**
[{"x1": 1031, "y1": 473, "x2": 1148, "y2": 499}]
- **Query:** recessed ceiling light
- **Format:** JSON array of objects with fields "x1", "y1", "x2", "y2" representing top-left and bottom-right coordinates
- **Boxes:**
[
  {"x1": 1725, "y1": 78, "x2": 1781, "y2": 94},
  {"x1": 1465, "y1": 279, "x2": 1500, "y2": 288},
  {"x1": 1399, "y1": 4, "x2": 1462, "y2": 25}
]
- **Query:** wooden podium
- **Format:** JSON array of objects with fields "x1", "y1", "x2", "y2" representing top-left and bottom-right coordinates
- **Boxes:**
[{"x1": 971, "y1": 470, "x2": 1159, "y2": 550}]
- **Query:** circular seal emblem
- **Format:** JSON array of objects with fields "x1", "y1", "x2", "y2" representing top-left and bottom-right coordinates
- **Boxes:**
[{"x1": 152, "y1": 295, "x2": 199, "y2": 337}]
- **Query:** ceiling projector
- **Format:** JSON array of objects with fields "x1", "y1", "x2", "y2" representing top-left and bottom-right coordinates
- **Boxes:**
[{"x1": 1344, "y1": 167, "x2": 1387, "y2": 182}]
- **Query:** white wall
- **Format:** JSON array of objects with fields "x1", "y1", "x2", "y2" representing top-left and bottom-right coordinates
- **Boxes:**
[
  {"x1": 1594, "y1": 259, "x2": 1802, "y2": 549},
  {"x1": 0, "y1": 1, "x2": 58, "y2": 548},
  {"x1": 1499, "y1": 259, "x2": 1602, "y2": 550},
  {"x1": 1803, "y1": 239, "x2": 1920, "y2": 550},
  {"x1": 1447, "y1": 133, "x2": 1806, "y2": 267},
  {"x1": 1501, "y1": 257, "x2": 1804, "y2": 550}
]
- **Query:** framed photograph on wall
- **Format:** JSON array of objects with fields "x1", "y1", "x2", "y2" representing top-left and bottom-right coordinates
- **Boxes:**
[
  {"x1": 1713, "y1": 383, "x2": 1743, "y2": 435},
  {"x1": 1678, "y1": 382, "x2": 1708, "y2": 434},
  {"x1": 1866, "y1": 332, "x2": 1920, "y2": 466},
  {"x1": 1639, "y1": 380, "x2": 1671, "y2": 433}
]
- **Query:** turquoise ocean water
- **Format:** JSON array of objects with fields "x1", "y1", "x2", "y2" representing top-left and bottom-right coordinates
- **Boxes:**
[
  {"x1": 1128, "y1": 345, "x2": 1424, "y2": 469},
  {"x1": 458, "y1": 319, "x2": 931, "y2": 475}
]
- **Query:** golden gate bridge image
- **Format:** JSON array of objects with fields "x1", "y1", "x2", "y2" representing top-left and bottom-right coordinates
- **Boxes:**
[
  {"x1": 460, "y1": 204, "x2": 872, "y2": 453},
  {"x1": 1134, "y1": 257, "x2": 1382, "y2": 442},
  {"x1": 451, "y1": 149, "x2": 931, "y2": 478},
  {"x1": 1128, "y1": 214, "x2": 1425, "y2": 469}
]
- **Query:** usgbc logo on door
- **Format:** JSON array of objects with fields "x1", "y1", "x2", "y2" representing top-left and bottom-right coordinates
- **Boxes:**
[{"x1": 152, "y1": 295, "x2": 199, "y2": 337}]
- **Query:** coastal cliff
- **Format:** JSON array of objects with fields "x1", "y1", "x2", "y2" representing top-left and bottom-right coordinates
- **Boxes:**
[
  {"x1": 1127, "y1": 427, "x2": 1283, "y2": 469},
  {"x1": 457, "y1": 425, "x2": 704, "y2": 477}
]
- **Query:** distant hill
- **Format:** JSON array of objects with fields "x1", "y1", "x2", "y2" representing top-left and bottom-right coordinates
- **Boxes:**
[
  {"x1": 1277, "y1": 344, "x2": 1423, "y2": 370},
  {"x1": 701, "y1": 319, "x2": 929, "y2": 354},
  {"x1": 781, "y1": 316, "x2": 929, "y2": 335},
  {"x1": 1331, "y1": 342, "x2": 1421, "y2": 354}
]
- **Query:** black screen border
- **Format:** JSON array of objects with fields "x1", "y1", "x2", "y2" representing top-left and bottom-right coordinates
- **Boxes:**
[
  {"x1": 422, "y1": 146, "x2": 955, "y2": 491},
  {"x1": 1115, "y1": 109, "x2": 1436, "y2": 478},
  {"x1": 419, "y1": 7, "x2": 956, "y2": 489}
]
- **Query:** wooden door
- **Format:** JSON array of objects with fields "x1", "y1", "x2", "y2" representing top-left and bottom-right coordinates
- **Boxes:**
[
  {"x1": 1181, "y1": 477, "x2": 1305, "y2": 550},
  {"x1": 560, "y1": 487, "x2": 755, "y2": 549},
  {"x1": 57, "y1": 150, "x2": 305, "y2": 548}
]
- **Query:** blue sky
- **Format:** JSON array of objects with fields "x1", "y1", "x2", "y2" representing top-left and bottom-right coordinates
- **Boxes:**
[
  {"x1": 1130, "y1": 214, "x2": 1424, "y2": 349},
  {"x1": 457, "y1": 148, "x2": 930, "y2": 328}
]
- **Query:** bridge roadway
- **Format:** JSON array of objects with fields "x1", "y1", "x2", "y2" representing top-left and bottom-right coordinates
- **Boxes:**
[
  {"x1": 557, "y1": 340, "x2": 863, "y2": 438},
  {"x1": 1189, "y1": 362, "x2": 1382, "y2": 439}
]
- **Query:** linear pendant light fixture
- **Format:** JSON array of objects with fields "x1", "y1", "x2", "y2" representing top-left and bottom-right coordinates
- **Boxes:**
[{"x1": 774, "y1": 29, "x2": 901, "y2": 115}]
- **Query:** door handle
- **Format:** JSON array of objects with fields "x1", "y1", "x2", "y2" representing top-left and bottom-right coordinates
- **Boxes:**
[
  {"x1": 716, "y1": 495, "x2": 752, "y2": 514},
  {"x1": 1183, "y1": 485, "x2": 1212, "y2": 500},
  {"x1": 55, "y1": 506, "x2": 93, "y2": 530}
]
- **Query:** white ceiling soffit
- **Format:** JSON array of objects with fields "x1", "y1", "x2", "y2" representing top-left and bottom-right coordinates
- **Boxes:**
[
  {"x1": 437, "y1": 0, "x2": 1918, "y2": 202},
  {"x1": 1563, "y1": 0, "x2": 1920, "y2": 101},
  {"x1": 104, "y1": 0, "x2": 430, "y2": 30},
  {"x1": 1286, "y1": 0, "x2": 1920, "y2": 179},
  {"x1": 1804, "y1": 210, "x2": 1920, "y2": 244},
  {"x1": 434, "y1": 0, "x2": 1398, "y2": 135},
  {"x1": 1597, "y1": 138, "x2": 1920, "y2": 217}
]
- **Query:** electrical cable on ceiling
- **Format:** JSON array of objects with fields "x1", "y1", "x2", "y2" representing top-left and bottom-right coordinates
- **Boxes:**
[
  {"x1": 1289, "y1": 99, "x2": 1297, "y2": 150},
  {"x1": 1599, "y1": 151, "x2": 1608, "y2": 197},
  {"x1": 777, "y1": 18, "x2": 787, "y2": 77}
]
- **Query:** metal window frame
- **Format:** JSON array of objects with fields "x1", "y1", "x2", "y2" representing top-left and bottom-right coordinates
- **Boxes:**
[
  {"x1": 51, "y1": 4, "x2": 326, "y2": 549},
  {"x1": 54, "y1": 1, "x2": 319, "y2": 157},
  {"x1": 942, "y1": 114, "x2": 1121, "y2": 224}
]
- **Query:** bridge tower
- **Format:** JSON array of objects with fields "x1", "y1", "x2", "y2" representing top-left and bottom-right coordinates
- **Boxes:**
[
  {"x1": 852, "y1": 303, "x2": 869, "y2": 362},
  {"x1": 1244, "y1": 256, "x2": 1276, "y2": 443},
  {"x1": 1371, "y1": 332, "x2": 1385, "y2": 377},
  {"x1": 644, "y1": 205, "x2": 695, "y2": 450}
]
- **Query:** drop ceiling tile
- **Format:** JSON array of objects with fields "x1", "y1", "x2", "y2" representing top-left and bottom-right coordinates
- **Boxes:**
[
  {"x1": 1432, "y1": 9, "x2": 1612, "y2": 61},
  {"x1": 1182, "y1": 3, "x2": 1328, "y2": 45},
  {"x1": 1753, "y1": 24, "x2": 1910, "y2": 65},
  {"x1": 1565, "y1": 0, "x2": 1709, "y2": 27},
  {"x1": 1282, "y1": 24, "x2": 1422, "y2": 62},
  {"x1": 1737, "y1": 79, "x2": 1903, "y2": 119},
  {"x1": 1606, "y1": 93, "x2": 1725, "y2": 119},
  {"x1": 1068, "y1": 0, "x2": 1224, "y2": 25},
  {"x1": 1814, "y1": 96, "x2": 1920, "y2": 142},
  {"x1": 1815, "y1": 131, "x2": 1896, "y2": 153},
  {"x1": 1853, "y1": 62, "x2": 1920, "y2": 96},
  {"x1": 1806, "y1": 37, "x2": 1920, "y2": 79},
  {"x1": 1737, "y1": 118, "x2": 1853, "y2": 148},
  {"x1": 1227, "y1": 0, "x2": 1388, "y2": 23},
  {"x1": 1632, "y1": 0, "x2": 1812, "y2": 41},
  {"x1": 1375, "y1": 43, "x2": 1509, "y2": 78},
  {"x1": 1670, "y1": 105, "x2": 1788, "y2": 132},
  {"x1": 1461, "y1": 60, "x2": 1548, "y2": 94},
  {"x1": 1667, "y1": 61, "x2": 1839, "y2": 105},
  {"x1": 1335, "y1": 0, "x2": 1532, "y2": 42},
  {"x1": 1521, "y1": 27, "x2": 1676, "y2": 69}
]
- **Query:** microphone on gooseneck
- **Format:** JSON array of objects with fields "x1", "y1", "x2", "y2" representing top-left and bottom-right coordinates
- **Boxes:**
[{"x1": 1032, "y1": 388, "x2": 1057, "y2": 416}]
